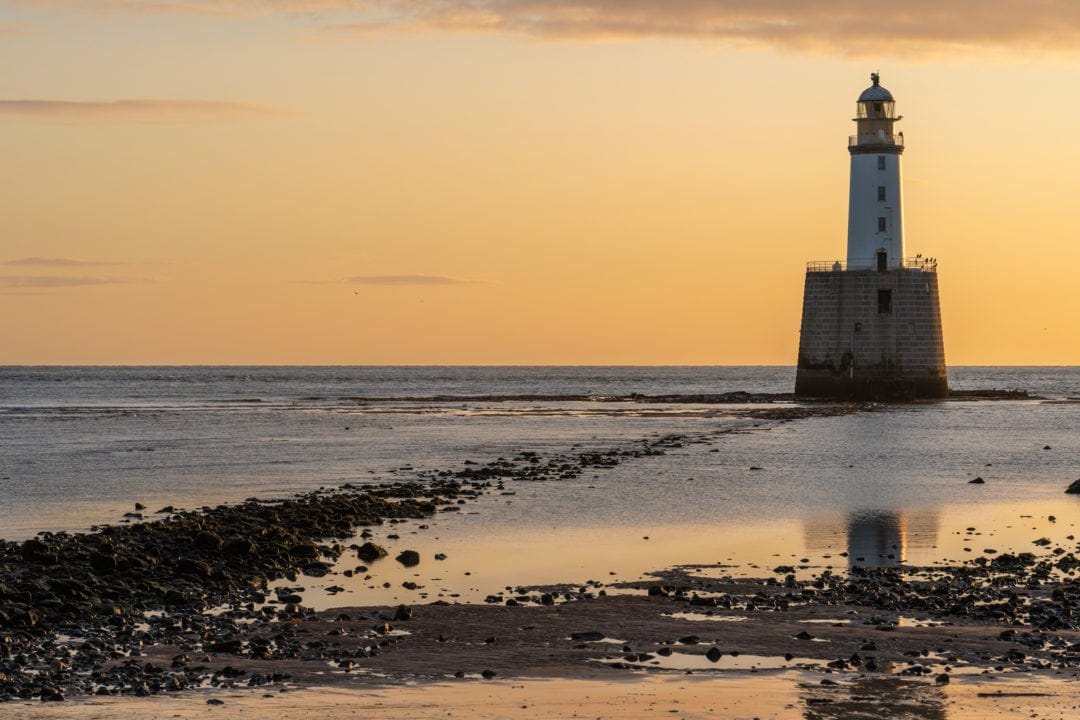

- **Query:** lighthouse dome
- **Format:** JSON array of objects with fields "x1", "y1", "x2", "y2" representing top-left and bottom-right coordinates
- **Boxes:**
[{"x1": 858, "y1": 73, "x2": 894, "y2": 102}]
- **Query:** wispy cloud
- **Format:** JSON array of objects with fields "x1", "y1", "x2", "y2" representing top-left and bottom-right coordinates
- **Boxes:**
[
  {"x1": 29, "y1": 1, "x2": 1080, "y2": 55},
  {"x1": 347, "y1": 274, "x2": 480, "y2": 286},
  {"x1": 3, "y1": 257, "x2": 128, "y2": 267},
  {"x1": 302, "y1": 274, "x2": 483, "y2": 286},
  {"x1": 0, "y1": 275, "x2": 152, "y2": 288},
  {"x1": 0, "y1": 21, "x2": 35, "y2": 37},
  {"x1": 0, "y1": 99, "x2": 287, "y2": 122},
  {"x1": 326, "y1": 1, "x2": 1080, "y2": 55}
]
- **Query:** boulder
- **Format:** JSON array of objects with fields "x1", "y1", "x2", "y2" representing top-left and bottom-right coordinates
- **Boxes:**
[
  {"x1": 395, "y1": 550, "x2": 421, "y2": 567},
  {"x1": 357, "y1": 543, "x2": 387, "y2": 562},
  {"x1": 194, "y1": 531, "x2": 223, "y2": 552}
]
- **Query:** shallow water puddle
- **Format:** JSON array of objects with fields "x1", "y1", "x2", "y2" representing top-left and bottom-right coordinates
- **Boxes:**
[
  {"x1": 663, "y1": 612, "x2": 749, "y2": 622},
  {"x1": 599, "y1": 651, "x2": 828, "y2": 672},
  {"x1": 897, "y1": 616, "x2": 946, "y2": 628}
]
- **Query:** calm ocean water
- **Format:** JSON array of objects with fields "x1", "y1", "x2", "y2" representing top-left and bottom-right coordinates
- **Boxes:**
[{"x1": 2, "y1": 366, "x2": 1079, "y2": 603}]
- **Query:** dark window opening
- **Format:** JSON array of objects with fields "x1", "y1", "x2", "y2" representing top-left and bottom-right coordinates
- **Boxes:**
[
  {"x1": 877, "y1": 155, "x2": 886, "y2": 170},
  {"x1": 877, "y1": 217, "x2": 887, "y2": 232},
  {"x1": 873, "y1": 102, "x2": 883, "y2": 113},
  {"x1": 877, "y1": 185, "x2": 886, "y2": 202},
  {"x1": 877, "y1": 250, "x2": 888, "y2": 272},
  {"x1": 878, "y1": 289, "x2": 893, "y2": 314}
]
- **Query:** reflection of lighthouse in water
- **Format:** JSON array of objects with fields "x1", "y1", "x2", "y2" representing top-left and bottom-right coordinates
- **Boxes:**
[{"x1": 803, "y1": 509, "x2": 939, "y2": 569}]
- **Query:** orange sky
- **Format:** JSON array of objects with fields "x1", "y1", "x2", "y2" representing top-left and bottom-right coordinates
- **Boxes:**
[{"x1": 2, "y1": 2, "x2": 1079, "y2": 364}]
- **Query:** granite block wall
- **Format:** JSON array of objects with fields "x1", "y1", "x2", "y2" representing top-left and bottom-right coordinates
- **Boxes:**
[{"x1": 795, "y1": 268, "x2": 947, "y2": 400}]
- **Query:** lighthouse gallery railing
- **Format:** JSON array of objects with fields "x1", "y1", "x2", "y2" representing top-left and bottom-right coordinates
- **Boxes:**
[{"x1": 806, "y1": 257, "x2": 938, "y2": 272}]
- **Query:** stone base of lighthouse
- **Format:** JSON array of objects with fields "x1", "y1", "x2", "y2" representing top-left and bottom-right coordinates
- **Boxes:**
[{"x1": 795, "y1": 266, "x2": 948, "y2": 401}]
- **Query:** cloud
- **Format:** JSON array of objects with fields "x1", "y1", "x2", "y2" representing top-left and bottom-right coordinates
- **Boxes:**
[
  {"x1": 346, "y1": 274, "x2": 479, "y2": 286},
  {"x1": 3, "y1": 257, "x2": 128, "y2": 267},
  {"x1": 0, "y1": 99, "x2": 287, "y2": 122},
  {"x1": 327, "y1": 1, "x2": 1080, "y2": 54},
  {"x1": 19, "y1": 2, "x2": 1080, "y2": 55},
  {"x1": 0, "y1": 21, "x2": 35, "y2": 37},
  {"x1": 0, "y1": 275, "x2": 150, "y2": 288},
  {"x1": 301, "y1": 274, "x2": 482, "y2": 286}
]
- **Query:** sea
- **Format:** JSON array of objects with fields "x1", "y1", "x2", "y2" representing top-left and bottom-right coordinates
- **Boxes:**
[{"x1": 2, "y1": 366, "x2": 1079, "y2": 607}]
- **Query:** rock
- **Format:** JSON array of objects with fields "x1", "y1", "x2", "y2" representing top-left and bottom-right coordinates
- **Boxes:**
[
  {"x1": 796, "y1": 631, "x2": 814, "y2": 640},
  {"x1": 1065, "y1": 479, "x2": 1080, "y2": 494},
  {"x1": 222, "y1": 537, "x2": 255, "y2": 557},
  {"x1": 177, "y1": 557, "x2": 211, "y2": 578},
  {"x1": 570, "y1": 631, "x2": 605, "y2": 641},
  {"x1": 393, "y1": 604, "x2": 413, "y2": 621},
  {"x1": 968, "y1": 477, "x2": 985, "y2": 484},
  {"x1": 40, "y1": 687, "x2": 64, "y2": 702},
  {"x1": 705, "y1": 647, "x2": 722, "y2": 662},
  {"x1": 395, "y1": 550, "x2": 421, "y2": 567},
  {"x1": 195, "y1": 531, "x2": 223, "y2": 551},
  {"x1": 207, "y1": 698, "x2": 225, "y2": 705},
  {"x1": 209, "y1": 639, "x2": 243, "y2": 654},
  {"x1": 357, "y1": 543, "x2": 387, "y2": 562},
  {"x1": 20, "y1": 538, "x2": 50, "y2": 561},
  {"x1": 481, "y1": 669, "x2": 497, "y2": 679},
  {"x1": 935, "y1": 673, "x2": 950, "y2": 684},
  {"x1": 291, "y1": 543, "x2": 321, "y2": 559},
  {"x1": 678, "y1": 636, "x2": 700, "y2": 645},
  {"x1": 163, "y1": 589, "x2": 187, "y2": 606}
]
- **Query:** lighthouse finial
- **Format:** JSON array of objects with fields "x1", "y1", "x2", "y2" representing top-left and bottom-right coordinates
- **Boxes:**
[{"x1": 871, "y1": 71, "x2": 880, "y2": 86}]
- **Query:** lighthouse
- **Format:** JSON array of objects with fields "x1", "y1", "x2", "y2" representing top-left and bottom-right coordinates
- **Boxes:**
[{"x1": 794, "y1": 74, "x2": 948, "y2": 400}]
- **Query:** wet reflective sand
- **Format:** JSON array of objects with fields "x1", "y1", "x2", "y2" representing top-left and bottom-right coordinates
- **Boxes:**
[{"x1": 4, "y1": 674, "x2": 1078, "y2": 720}]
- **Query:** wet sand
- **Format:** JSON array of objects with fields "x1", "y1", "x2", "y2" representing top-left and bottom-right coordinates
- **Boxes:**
[
  {"x1": 11, "y1": 565, "x2": 1080, "y2": 717},
  {"x1": 5, "y1": 673, "x2": 1079, "y2": 719}
]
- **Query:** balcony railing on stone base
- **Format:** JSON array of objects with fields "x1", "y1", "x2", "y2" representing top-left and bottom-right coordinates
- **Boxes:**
[{"x1": 806, "y1": 257, "x2": 938, "y2": 273}]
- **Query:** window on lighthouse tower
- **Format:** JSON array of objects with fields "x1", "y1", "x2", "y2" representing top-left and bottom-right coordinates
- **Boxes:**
[
  {"x1": 877, "y1": 217, "x2": 887, "y2": 233},
  {"x1": 877, "y1": 186, "x2": 887, "y2": 202},
  {"x1": 877, "y1": 156, "x2": 886, "y2": 170}
]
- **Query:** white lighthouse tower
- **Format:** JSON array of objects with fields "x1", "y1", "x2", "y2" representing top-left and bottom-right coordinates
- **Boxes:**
[{"x1": 847, "y1": 73, "x2": 905, "y2": 270}]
